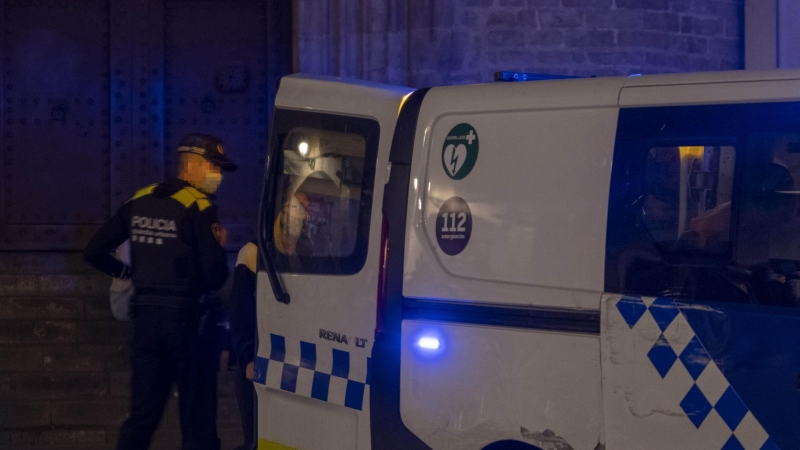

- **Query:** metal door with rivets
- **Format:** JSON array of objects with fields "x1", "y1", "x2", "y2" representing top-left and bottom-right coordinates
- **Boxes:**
[
  {"x1": 1, "y1": 0, "x2": 112, "y2": 249},
  {"x1": 163, "y1": 0, "x2": 273, "y2": 249},
  {"x1": 0, "y1": 0, "x2": 290, "y2": 251}
]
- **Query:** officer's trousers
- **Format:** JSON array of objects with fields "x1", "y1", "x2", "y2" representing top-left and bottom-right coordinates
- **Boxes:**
[
  {"x1": 233, "y1": 363, "x2": 256, "y2": 450},
  {"x1": 117, "y1": 305, "x2": 220, "y2": 450}
]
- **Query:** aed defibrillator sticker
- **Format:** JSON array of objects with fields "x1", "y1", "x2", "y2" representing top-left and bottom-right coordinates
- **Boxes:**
[
  {"x1": 436, "y1": 197, "x2": 472, "y2": 255},
  {"x1": 442, "y1": 123, "x2": 478, "y2": 180}
]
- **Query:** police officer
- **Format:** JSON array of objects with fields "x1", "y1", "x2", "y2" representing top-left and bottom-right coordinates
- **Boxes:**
[{"x1": 84, "y1": 134, "x2": 236, "y2": 450}]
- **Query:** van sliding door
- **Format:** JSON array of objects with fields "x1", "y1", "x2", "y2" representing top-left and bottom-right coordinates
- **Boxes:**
[{"x1": 604, "y1": 98, "x2": 800, "y2": 450}]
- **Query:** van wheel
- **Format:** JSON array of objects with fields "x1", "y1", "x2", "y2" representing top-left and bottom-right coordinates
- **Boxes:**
[{"x1": 481, "y1": 441, "x2": 542, "y2": 450}]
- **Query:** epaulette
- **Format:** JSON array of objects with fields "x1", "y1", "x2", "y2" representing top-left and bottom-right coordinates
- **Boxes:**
[
  {"x1": 170, "y1": 186, "x2": 211, "y2": 211},
  {"x1": 129, "y1": 184, "x2": 158, "y2": 201}
]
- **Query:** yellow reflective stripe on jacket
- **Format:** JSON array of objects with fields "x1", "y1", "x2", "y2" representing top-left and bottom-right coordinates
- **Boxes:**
[
  {"x1": 170, "y1": 187, "x2": 211, "y2": 211},
  {"x1": 170, "y1": 189, "x2": 197, "y2": 208},
  {"x1": 130, "y1": 184, "x2": 157, "y2": 201},
  {"x1": 258, "y1": 439, "x2": 297, "y2": 450},
  {"x1": 196, "y1": 198, "x2": 211, "y2": 211},
  {"x1": 183, "y1": 185, "x2": 206, "y2": 200},
  {"x1": 183, "y1": 186, "x2": 211, "y2": 211}
]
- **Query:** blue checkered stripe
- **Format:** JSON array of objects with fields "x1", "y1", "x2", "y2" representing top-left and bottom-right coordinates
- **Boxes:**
[
  {"x1": 252, "y1": 334, "x2": 371, "y2": 411},
  {"x1": 617, "y1": 296, "x2": 780, "y2": 450}
]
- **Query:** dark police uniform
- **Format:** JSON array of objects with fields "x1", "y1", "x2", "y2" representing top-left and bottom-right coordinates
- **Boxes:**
[{"x1": 84, "y1": 134, "x2": 236, "y2": 450}]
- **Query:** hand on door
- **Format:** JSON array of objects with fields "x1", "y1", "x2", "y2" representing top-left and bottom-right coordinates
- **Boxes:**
[{"x1": 246, "y1": 361, "x2": 255, "y2": 381}]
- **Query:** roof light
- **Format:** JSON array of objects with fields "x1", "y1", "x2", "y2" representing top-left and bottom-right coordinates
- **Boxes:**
[
  {"x1": 298, "y1": 142, "x2": 309, "y2": 157},
  {"x1": 494, "y1": 71, "x2": 580, "y2": 82}
]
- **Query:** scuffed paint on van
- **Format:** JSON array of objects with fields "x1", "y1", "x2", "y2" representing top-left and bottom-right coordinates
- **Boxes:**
[{"x1": 520, "y1": 427, "x2": 574, "y2": 450}]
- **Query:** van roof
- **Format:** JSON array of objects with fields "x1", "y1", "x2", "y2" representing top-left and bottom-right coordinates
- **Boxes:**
[
  {"x1": 623, "y1": 68, "x2": 800, "y2": 87},
  {"x1": 279, "y1": 69, "x2": 800, "y2": 116},
  {"x1": 422, "y1": 69, "x2": 800, "y2": 111},
  {"x1": 276, "y1": 74, "x2": 413, "y2": 118},
  {"x1": 428, "y1": 76, "x2": 626, "y2": 110}
]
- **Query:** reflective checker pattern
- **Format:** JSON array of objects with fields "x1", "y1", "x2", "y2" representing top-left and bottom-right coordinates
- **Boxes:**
[
  {"x1": 253, "y1": 334, "x2": 371, "y2": 411},
  {"x1": 616, "y1": 296, "x2": 781, "y2": 450}
]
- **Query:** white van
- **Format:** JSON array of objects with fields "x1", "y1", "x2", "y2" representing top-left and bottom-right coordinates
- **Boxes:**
[{"x1": 252, "y1": 71, "x2": 800, "y2": 450}]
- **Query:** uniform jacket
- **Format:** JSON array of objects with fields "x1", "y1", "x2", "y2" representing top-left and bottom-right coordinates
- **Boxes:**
[{"x1": 84, "y1": 178, "x2": 229, "y2": 308}]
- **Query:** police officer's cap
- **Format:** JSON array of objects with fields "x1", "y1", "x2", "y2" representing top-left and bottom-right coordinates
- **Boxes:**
[{"x1": 177, "y1": 134, "x2": 237, "y2": 172}]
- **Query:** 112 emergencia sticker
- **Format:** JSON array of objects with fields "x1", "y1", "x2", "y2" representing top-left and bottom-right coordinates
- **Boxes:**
[
  {"x1": 436, "y1": 197, "x2": 472, "y2": 255},
  {"x1": 442, "y1": 123, "x2": 478, "y2": 180}
]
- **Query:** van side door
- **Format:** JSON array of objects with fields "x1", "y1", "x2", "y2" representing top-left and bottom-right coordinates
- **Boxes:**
[
  {"x1": 603, "y1": 82, "x2": 800, "y2": 450},
  {"x1": 252, "y1": 75, "x2": 411, "y2": 450}
]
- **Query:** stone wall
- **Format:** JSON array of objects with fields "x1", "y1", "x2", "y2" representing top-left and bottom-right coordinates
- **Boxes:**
[
  {"x1": 0, "y1": 253, "x2": 242, "y2": 449},
  {"x1": 296, "y1": 0, "x2": 745, "y2": 87}
]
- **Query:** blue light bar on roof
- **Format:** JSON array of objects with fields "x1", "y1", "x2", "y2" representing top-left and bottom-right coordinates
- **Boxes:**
[{"x1": 494, "y1": 71, "x2": 581, "y2": 82}]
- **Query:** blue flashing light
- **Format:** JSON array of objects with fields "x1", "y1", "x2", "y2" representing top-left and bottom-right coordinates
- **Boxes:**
[
  {"x1": 418, "y1": 337, "x2": 440, "y2": 350},
  {"x1": 494, "y1": 71, "x2": 581, "y2": 82}
]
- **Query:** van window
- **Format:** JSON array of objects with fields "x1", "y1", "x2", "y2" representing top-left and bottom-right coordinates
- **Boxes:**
[
  {"x1": 607, "y1": 101, "x2": 800, "y2": 307},
  {"x1": 263, "y1": 110, "x2": 380, "y2": 275},
  {"x1": 735, "y1": 133, "x2": 800, "y2": 306},
  {"x1": 642, "y1": 145, "x2": 736, "y2": 258}
]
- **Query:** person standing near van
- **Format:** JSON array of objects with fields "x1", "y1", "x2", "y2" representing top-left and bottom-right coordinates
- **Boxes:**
[
  {"x1": 84, "y1": 134, "x2": 237, "y2": 450},
  {"x1": 229, "y1": 240, "x2": 258, "y2": 450}
]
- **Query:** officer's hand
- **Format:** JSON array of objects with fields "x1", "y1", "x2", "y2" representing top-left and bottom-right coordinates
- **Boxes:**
[{"x1": 246, "y1": 361, "x2": 255, "y2": 381}]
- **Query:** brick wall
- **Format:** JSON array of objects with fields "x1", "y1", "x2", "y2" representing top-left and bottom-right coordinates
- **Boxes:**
[
  {"x1": 296, "y1": 0, "x2": 744, "y2": 87},
  {"x1": 0, "y1": 253, "x2": 242, "y2": 450}
]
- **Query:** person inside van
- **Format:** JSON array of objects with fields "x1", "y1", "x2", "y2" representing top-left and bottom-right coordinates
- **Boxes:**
[
  {"x1": 272, "y1": 177, "x2": 342, "y2": 273},
  {"x1": 274, "y1": 191, "x2": 310, "y2": 257},
  {"x1": 627, "y1": 147, "x2": 751, "y2": 304},
  {"x1": 664, "y1": 161, "x2": 800, "y2": 306},
  {"x1": 736, "y1": 162, "x2": 799, "y2": 306}
]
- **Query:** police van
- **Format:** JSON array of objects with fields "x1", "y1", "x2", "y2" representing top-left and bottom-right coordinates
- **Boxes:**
[{"x1": 253, "y1": 71, "x2": 800, "y2": 450}]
